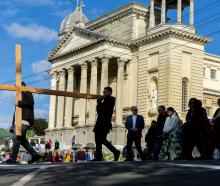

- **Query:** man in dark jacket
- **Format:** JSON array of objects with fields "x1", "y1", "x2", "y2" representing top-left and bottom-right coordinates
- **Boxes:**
[
  {"x1": 181, "y1": 98, "x2": 208, "y2": 160},
  {"x1": 213, "y1": 98, "x2": 220, "y2": 151},
  {"x1": 93, "y1": 87, "x2": 120, "y2": 161},
  {"x1": 125, "y1": 106, "x2": 145, "y2": 161},
  {"x1": 7, "y1": 82, "x2": 40, "y2": 164},
  {"x1": 153, "y1": 105, "x2": 167, "y2": 160}
]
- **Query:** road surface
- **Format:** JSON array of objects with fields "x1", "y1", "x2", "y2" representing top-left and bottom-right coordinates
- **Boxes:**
[{"x1": 1, "y1": 161, "x2": 220, "y2": 186}]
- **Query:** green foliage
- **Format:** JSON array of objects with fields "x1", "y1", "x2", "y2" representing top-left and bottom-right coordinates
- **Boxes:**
[
  {"x1": 32, "y1": 118, "x2": 48, "y2": 136},
  {"x1": 26, "y1": 129, "x2": 35, "y2": 138},
  {"x1": 0, "y1": 147, "x2": 11, "y2": 153}
]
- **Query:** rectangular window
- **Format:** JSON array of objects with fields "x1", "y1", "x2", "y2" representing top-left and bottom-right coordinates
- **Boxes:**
[
  {"x1": 182, "y1": 78, "x2": 188, "y2": 113},
  {"x1": 211, "y1": 69, "x2": 217, "y2": 79}
]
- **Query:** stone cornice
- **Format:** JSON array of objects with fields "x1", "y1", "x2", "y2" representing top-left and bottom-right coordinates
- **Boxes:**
[
  {"x1": 203, "y1": 88, "x2": 220, "y2": 96},
  {"x1": 49, "y1": 37, "x2": 131, "y2": 62},
  {"x1": 204, "y1": 53, "x2": 220, "y2": 64},
  {"x1": 86, "y1": 2, "x2": 149, "y2": 31},
  {"x1": 131, "y1": 27, "x2": 212, "y2": 46}
]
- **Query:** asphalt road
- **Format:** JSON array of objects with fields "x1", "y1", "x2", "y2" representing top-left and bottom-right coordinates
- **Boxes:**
[{"x1": 1, "y1": 161, "x2": 220, "y2": 186}]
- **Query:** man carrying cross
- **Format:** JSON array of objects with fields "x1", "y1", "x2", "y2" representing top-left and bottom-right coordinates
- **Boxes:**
[
  {"x1": 93, "y1": 87, "x2": 120, "y2": 161},
  {"x1": 6, "y1": 82, "x2": 41, "y2": 164}
]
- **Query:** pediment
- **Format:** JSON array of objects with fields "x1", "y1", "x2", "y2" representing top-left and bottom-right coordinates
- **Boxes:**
[
  {"x1": 57, "y1": 30, "x2": 99, "y2": 55},
  {"x1": 49, "y1": 27, "x2": 105, "y2": 60}
]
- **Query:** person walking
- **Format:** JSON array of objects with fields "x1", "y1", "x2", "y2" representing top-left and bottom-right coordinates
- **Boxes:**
[
  {"x1": 125, "y1": 106, "x2": 145, "y2": 161},
  {"x1": 159, "y1": 107, "x2": 182, "y2": 160},
  {"x1": 55, "y1": 139, "x2": 60, "y2": 150},
  {"x1": 153, "y1": 105, "x2": 167, "y2": 160},
  {"x1": 54, "y1": 149, "x2": 63, "y2": 163},
  {"x1": 44, "y1": 148, "x2": 53, "y2": 163},
  {"x1": 180, "y1": 98, "x2": 208, "y2": 160},
  {"x1": 6, "y1": 82, "x2": 40, "y2": 164},
  {"x1": 211, "y1": 98, "x2": 220, "y2": 156},
  {"x1": 145, "y1": 120, "x2": 157, "y2": 160},
  {"x1": 93, "y1": 87, "x2": 120, "y2": 161}
]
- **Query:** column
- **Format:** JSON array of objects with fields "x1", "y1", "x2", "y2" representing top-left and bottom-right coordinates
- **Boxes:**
[
  {"x1": 116, "y1": 59, "x2": 126, "y2": 125},
  {"x1": 48, "y1": 71, "x2": 58, "y2": 129},
  {"x1": 89, "y1": 59, "x2": 98, "y2": 124},
  {"x1": 64, "y1": 67, "x2": 74, "y2": 128},
  {"x1": 189, "y1": 0, "x2": 194, "y2": 25},
  {"x1": 177, "y1": 0, "x2": 182, "y2": 24},
  {"x1": 100, "y1": 57, "x2": 110, "y2": 94},
  {"x1": 161, "y1": 0, "x2": 166, "y2": 24},
  {"x1": 56, "y1": 70, "x2": 66, "y2": 128},
  {"x1": 149, "y1": 0, "x2": 155, "y2": 28},
  {"x1": 78, "y1": 63, "x2": 88, "y2": 126}
]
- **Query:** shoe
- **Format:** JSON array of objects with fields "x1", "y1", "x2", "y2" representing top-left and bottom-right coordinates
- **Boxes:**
[
  {"x1": 29, "y1": 154, "x2": 41, "y2": 164},
  {"x1": 114, "y1": 150, "x2": 120, "y2": 161},
  {"x1": 124, "y1": 158, "x2": 134, "y2": 161},
  {"x1": 4, "y1": 159, "x2": 17, "y2": 164}
]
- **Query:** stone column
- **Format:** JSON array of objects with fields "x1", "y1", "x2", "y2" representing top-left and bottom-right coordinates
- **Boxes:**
[
  {"x1": 190, "y1": 0, "x2": 194, "y2": 25},
  {"x1": 64, "y1": 67, "x2": 74, "y2": 128},
  {"x1": 161, "y1": 0, "x2": 166, "y2": 24},
  {"x1": 116, "y1": 59, "x2": 126, "y2": 125},
  {"x1": 100, "y1": 57, "x2": 110, "y2": 94},
  {"x1": 177, "y1": 0, "x2": 182, "y2": 24},
  {"x1": 78, "y1": 63, "x2": 88, "y2": 126},
  {"x1": 89, "y1": 59, "x2": 98, "y2": 124},
  {"x1": 149, "y1": 0, "x2": 155, "y2": 28},
  {"x1": 56, "y1": 70, "x2": 66, "y2": 128},
  {"x1": 48, "y1": 71, "x2": 58, "y2": 129}
]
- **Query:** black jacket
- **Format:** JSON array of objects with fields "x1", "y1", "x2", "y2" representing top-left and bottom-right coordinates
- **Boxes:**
[
  {"x1": 214, "y1": 108, "x2": 220, "y2": 118},
  {"x1": 145, "y1": 125, "x2": 157, "y2": 144},
  {"x1": 17, "y1": 91, "x2": 35, "y2": 126},
  {"x1": 125, "y1": 115, "x2": 145, "y2": 138},
  {"x1": 186, "y1": 107, "x2": 208, "y2": 131},
  {"x1": 155, "y1": 113, "x2": 167, "y2": 136},
  {"x1": 93, "y1": 95, "x2": 115, "y2": 133}
]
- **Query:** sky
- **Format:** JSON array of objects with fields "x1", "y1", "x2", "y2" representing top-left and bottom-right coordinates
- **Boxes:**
[{"x1": 0, "y1": 0, "x2": 220, "y2": 128}]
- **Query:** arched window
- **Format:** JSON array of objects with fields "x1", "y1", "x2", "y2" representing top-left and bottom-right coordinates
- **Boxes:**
[{"x1": 182, "y1": 78, "x2": 189, "y2": 113}]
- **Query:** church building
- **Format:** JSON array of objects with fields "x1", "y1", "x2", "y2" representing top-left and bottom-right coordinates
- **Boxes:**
[{"x1": 45, "y1": 0, "x2": 220, "y2": 149}]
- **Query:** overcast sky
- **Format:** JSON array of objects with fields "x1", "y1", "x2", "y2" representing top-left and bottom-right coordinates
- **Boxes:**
[{"x1": 0, "y1": 0, "x2": 220, "y2": 128}]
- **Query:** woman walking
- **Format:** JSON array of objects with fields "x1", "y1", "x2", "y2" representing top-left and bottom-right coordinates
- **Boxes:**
[{"x1": 159, "y1": 107, "x2": 182, "y2": 160}]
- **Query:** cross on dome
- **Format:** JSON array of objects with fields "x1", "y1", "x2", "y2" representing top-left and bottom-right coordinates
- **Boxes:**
[{"x1": 59, "y1": 0, "x2": 89, "y2": 37}]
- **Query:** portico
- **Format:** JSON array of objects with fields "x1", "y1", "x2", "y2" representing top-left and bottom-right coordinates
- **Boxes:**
[{"x1": 47, "y1": 38, "x2": 131, "y2": 147}]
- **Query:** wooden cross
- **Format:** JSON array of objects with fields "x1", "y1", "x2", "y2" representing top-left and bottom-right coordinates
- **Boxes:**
[{"x1": 0, "y1": 44, "x2": 99, "y2": 136}]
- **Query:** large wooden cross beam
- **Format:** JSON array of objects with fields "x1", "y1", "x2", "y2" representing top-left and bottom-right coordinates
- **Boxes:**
[{"x1": 0, "y1": 44, "x2": 99, "y2": 136}]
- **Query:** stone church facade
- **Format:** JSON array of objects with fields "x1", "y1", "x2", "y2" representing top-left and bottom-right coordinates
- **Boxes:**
[{"x1": 45, "y1": 0, "x2": 220, "y2": 149}]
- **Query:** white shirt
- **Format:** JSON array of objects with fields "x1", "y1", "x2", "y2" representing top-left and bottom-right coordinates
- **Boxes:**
[
  {"x1": 163, "y1": 113, "x2": 179, "y2": 134},
  {"x1": 132, "y1": 115, "x2": 137, "y2": 128}
]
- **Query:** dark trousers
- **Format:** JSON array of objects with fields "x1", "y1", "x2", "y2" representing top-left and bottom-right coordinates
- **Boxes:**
[
  {"x1": 181, "y1": 127, "x2": 205, "y2": 160},
  {"x1": 95, "y1": 132, "x2": 118, "y2": 160},
  {"x1": 126, "y1": 133, "x2": 143, "y2": 160},
  {"x1": 10, "y1": 124, "x2": 38, "y2": 161},
  {"x1": 153, "y1": 138, "x2": 163, "y2": 160}
]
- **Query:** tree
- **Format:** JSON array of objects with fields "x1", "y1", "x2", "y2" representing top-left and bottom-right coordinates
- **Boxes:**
[
  {"x1": 26, "y1": 129, "x2": 35, "y2": 138},
  {"x1": 32, "y1": 118, "x2": 48, "y2": 136}
]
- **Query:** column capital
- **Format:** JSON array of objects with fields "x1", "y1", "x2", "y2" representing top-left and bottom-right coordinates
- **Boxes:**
[
  {"x1": 67, "y1": 66, "x2": 74, "y2": 73},
  {"x1": 117, "y1": 58, "x2": 128, "y2": 66},
  {"x1": 101, "y1": 55, "x2": 111, "y2": 63},
  {"x1": 80, "y1": 63, "x2": 88, "y2": 70},
  {"x1": 89, "y1": 58, "x2": 98, "y2": 67},
  {"x1": 58, "y1": 69, "x2": 66, "y2": 77},
  {"x1": 49, "y1": 71, "x2": 58, "y2": 79}
]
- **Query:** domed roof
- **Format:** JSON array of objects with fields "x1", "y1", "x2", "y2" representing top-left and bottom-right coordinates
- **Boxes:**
[{"x1": 60, "y1": 0, "x2": 89, "y2": 35}]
